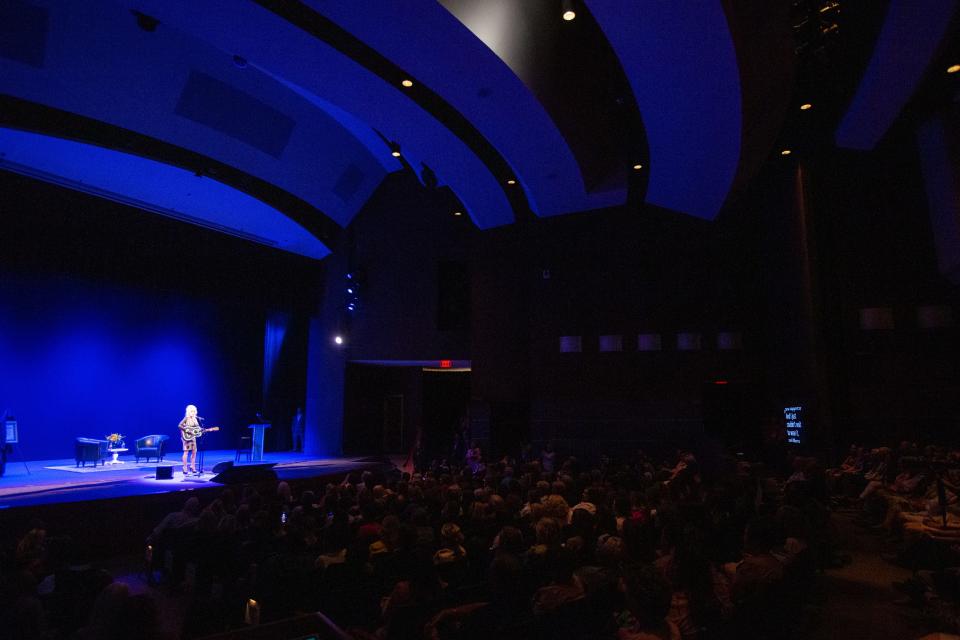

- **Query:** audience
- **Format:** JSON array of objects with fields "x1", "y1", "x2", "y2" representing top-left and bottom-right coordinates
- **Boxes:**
[{"x1": 8, "y1": 437, "x2": 960, "y2": 638}]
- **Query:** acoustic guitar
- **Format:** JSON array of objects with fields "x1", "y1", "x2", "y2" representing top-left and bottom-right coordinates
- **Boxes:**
[{"x1": 181, "y1": 426, "x2": 220, "y2": 442}]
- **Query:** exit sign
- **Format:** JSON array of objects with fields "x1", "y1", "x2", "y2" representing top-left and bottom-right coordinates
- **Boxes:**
[{"x1": 439, "y1": 360, "x2": 453, "y2": 369}]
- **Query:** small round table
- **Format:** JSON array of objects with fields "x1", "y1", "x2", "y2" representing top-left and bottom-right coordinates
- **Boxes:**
[{"x1": 106, "y1": 447, "x2": 128, "y2": 464}]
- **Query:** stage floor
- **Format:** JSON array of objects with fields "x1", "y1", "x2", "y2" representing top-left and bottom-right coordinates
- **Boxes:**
[{"x1": 0, "y1": 450, "x2": 384, "y2": 509}]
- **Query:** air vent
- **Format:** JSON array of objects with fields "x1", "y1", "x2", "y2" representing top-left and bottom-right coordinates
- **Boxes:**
[
  {"x1": 599, "y1": 335, "x2": 623, "y2": 352},
  {"x1": 638, "y1": 333, "x2": 662, "y2": 351},
  {"x1": 677, "y1": 333, "x2": 702, "y2": 351},
  {"x1": 717, "y1": 332, "x2": 743, "y2": 350},
  {"x1": 175, "y1": 71, "x2": 295, "y2": 158},
  {"x1": 0, "y1": 1, "x2": 48, "y2": 68}
]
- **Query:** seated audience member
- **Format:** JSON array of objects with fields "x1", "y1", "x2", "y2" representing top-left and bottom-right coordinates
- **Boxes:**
[{"x1": 617, "y1": 564, "x2": 681, "y2": 640}]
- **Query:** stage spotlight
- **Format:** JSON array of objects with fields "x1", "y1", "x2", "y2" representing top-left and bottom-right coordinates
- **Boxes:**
[
  {"x1": 632, "y1": 164, "x2": 643, "y2": 170},
  {"x1": 781, "y1": 149, "x2": 792, "y2": 156},
  {"x1": 347, "y1": 287, "x2": 354, "y2": 294},
  {"x1": 389, "y1": 141, "x2": 401, "y2": 158},
  {"x1": 562, "y1": 0, "x2": 576, "y2": 21},
  {"x1": 949, "y1": 64, "x2": 960, "y2": 74},
  {"x1": 334, "y1": 335, "x2": 344, "y2": 345},
  {"x1": 346, "y1": 273, "x2": 353, "y2": 280},
  {"x1": 800, "y1": 103, "x2": 812, "y2": 110}
]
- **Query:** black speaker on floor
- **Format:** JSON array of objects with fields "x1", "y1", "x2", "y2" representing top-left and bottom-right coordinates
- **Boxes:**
[
  {"x1": 155, "y1": 466, "x2": 174, "y2": 480},
  {"x1": 211, "y1": 461, "x2": 233, "y2": 474},
  {"x1": 209, "y1": 462, "x2": 277, "y2": 484}
]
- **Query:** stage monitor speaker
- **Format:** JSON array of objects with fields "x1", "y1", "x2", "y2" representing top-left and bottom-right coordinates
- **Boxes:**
[
  {"x1": 155, "y1": 466, "x2": 174, "y2": 480},
  {"x1": 211, "y1": 461, "x2": 233, "y2": 474},
  {"x1": 210, "y1": 462, "x2": 277, "y2": 484}
]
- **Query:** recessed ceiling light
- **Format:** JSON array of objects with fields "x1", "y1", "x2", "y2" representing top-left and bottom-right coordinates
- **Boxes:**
[
  {"x1": 562, "y1": 10, "x2": 576, "y2": 20},
  {"x1": 800, "y1": 103, "x2": 813, "y2": 110},
  {"x1": 507, "y1": 179, "x2": 516, "y2": 185},
  {"x1": 391, "y1": 150, "x2": 401, "y2": 157},
  {"x1": 632, "y1": 164, "x2": 643, "y2": 170},
  {"x1": 948, "y1": 64, "x2": 960, "y2": 74},
  {"x1": 780, "y1": 149, "x2": 792, "y2": 156},
  {"x1": 453, "y1": 211, "x2": 463, "y2": 217},
  {"x1": 401, "y1": 79, "x2": 414, "y2": 87}
]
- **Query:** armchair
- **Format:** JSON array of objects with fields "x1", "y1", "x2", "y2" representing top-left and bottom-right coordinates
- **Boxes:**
[
  {"x1": 135, "y1": 434, "x2": 169, "y2": 463},
  {"x1": 75, "y1": 438, "x2": 110, "y2": 467}
]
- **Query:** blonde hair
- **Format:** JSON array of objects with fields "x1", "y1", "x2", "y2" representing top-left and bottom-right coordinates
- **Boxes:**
[{"x1": 184, "y1": 404, "x2": 198, "y2": 418}]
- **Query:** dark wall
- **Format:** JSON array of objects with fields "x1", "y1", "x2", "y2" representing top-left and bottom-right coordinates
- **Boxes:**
[
  {"x1": 319, "y1": 171, "x2": 766, "y2": 457},
  {"x1": 342, "y1": 364, "x2": 422, "y2": 455},
  {"x1": 0, "y1": 171, "x2": 322, "y2": 459},
  {"x1": 470, "y1": 205, "x2": 762, "y2": 455},
  {"x1": 806, "y1": 129, "x2": 960, "y2": 446},
  {"x1": 314, "y1": 125, "x2": 960, "y2": 458},
  {"x1": 336, "y1": 172, "x2": 475, "y2": 361}
]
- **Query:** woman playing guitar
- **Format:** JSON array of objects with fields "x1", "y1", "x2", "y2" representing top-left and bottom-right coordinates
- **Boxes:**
[{"x1": 178, "y1": 404, "x2": 213, "y2": 477}]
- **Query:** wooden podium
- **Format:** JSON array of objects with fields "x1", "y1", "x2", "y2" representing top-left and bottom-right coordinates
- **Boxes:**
[{"x1": 248, "y1": 423, "x2": 271, "y2": 462}]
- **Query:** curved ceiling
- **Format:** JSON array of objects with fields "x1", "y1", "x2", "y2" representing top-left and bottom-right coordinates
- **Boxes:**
[
  {"x1": 316, "y1": 0, "x2": 634, "y2": 217},
  {"x1": 0, "y1": 0, "x2": 808, "y2": 253},
  {"x1": 587, "y1": 0, "x2": 743, "y2": 221},
  {"x1": 0, "y1": 126, "x2": 329, "y2": 258},
  {"x1": 836, "y1": 0, "x2": 960, "y2": 150}
]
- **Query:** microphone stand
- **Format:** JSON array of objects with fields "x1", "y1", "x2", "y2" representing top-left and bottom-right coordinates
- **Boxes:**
[{"x1": 196, "y1": 418, "x2": 206, "y2": 477}]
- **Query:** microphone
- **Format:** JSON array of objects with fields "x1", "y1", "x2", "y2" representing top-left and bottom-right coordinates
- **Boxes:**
[{"x1": 197, "y1": 416, "x2": 205, "y2": 422}]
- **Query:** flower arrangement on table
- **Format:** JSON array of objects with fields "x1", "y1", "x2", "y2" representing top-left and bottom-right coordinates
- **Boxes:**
[{"x1": 105, "y1": 433, "x2": 126, "y2": 449}]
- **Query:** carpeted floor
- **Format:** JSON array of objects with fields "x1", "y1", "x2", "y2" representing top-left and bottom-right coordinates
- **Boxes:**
[{"x1": 810, "y1": 510, "x2": 929, "y2": 640}]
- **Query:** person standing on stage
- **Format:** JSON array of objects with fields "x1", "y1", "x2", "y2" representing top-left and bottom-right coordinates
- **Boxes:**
[
  {"x1": 178, "y1": 404, "x2": 200, "y2": 476},
  {"x1": 291, "y1": 407, "x2": 304, "y2": 453}
]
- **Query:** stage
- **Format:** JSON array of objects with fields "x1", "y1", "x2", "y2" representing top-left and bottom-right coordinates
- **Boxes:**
[{"x1": 0, "y1": 450, "x2": 393, "y2": 510}]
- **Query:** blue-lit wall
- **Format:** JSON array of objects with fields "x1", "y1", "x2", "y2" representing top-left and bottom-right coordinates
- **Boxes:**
[
  {"x1": 0, "y1": 273, "x2": 259, "y2": 459},
  {"x1": 1, "y1": 169, "x2": 324, "y2": 461},
  {"x1": 0, "y1": 274, "x2": 262, "y2": 459}
]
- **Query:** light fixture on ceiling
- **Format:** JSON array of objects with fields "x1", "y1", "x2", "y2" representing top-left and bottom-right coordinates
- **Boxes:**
[
  {"x1": 507, "y1": 179, "x2": 516, "y2": 185},
  {"x1": 780, "y1": 149, "x2": 792, "y2": 156},
  {"x1": 800, "y1": 103, "x2": 813, "y2": 110},
  {"x1": 333, "y1": 335, "x2": 344, "y2": 346},
  {"x1": 632, "y1": 163, "x2": 643, "y2": 170},
  {"x1": 561, "y1": 0, "x2": 576, "y2": 21},
  {"x1": 389, "y1": 141, "x2": 401, "y2": 158},
  {"x1": 401, "y1": 79, "x2": 414, "y2": 87},
  {"x1": 948, "y1": 64, "x2": 960, "y2": 74},
  {"x1": 453, "y1": 211, "x2": 463, "y2": 217}
]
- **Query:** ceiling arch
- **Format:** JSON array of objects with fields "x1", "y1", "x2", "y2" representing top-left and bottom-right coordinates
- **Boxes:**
[
  {"x1": 133, "y1": 0, "x2": 516, "y2": 229},
  {"x1": 587, "y1": 0, "x2": 743, "y2": 220},
  {"x1": 311, "y1": 0, "x2": 629, "y2": 218}
]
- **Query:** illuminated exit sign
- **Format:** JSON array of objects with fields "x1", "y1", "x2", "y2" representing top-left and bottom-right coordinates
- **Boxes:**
[{"x1": 439, "y1": 360, "x2": 453, "y2": 369}]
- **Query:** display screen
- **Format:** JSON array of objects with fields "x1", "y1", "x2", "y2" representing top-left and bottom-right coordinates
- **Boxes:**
[
  {"x1": 4, "y1": 419, "x2": 16, "y2": 444},
  {"x1": 784, "y1": 406, "x2": 802, "y2": 445}
]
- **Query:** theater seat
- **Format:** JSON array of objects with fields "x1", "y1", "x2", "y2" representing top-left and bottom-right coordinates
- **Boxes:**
[
  {"x1": 75, "y1": 438, "x2": 109, "y2": 467},
  {"x1": 135, "y1": 434, "x2": 169, "y2": 463}
]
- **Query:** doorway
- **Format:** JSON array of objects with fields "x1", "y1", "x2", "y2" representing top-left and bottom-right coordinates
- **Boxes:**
[{"x1": 421, "y1": 370, "x2": 471, "y2": 463}]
